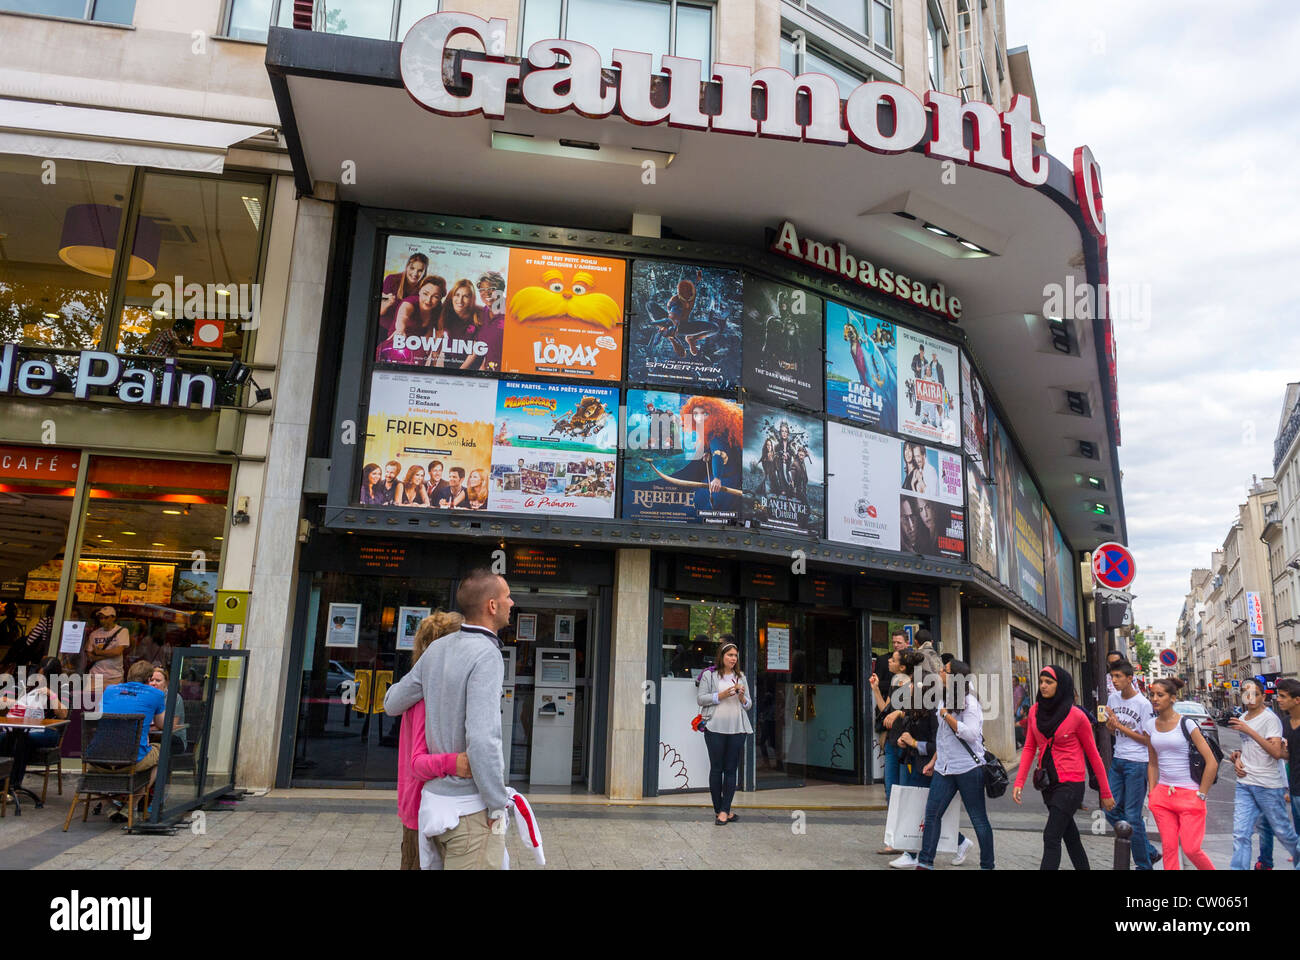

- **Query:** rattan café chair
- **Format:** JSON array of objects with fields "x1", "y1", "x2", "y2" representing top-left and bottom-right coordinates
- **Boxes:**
[{"x1": 64, "y1": 714, "x2": 151, "y2": 831}]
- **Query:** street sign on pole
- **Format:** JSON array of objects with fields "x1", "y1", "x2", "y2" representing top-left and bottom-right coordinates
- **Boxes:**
[
  {"x1": 1251, "y1": 636, "x2": 1267, "y2": 658},
  {"x1": 1092, "y1": 542, "x2": 1136, "y2": 590}
]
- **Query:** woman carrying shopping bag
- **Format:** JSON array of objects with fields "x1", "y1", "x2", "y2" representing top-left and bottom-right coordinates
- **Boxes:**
[
  {"x1": 1012, "y1": 665, "x2": 1114, "y2": 870},
  {"x1": 696, "y1": 641, "x2": 753, "y2": 826},
  {"x1": 913, "y1": 659, "x2": 995, "y2": 870}
]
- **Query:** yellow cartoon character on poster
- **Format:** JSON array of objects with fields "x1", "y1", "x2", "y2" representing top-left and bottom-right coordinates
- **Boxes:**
[{"x1": 508, "y1": 268, "x2": 620, "y2": 329}]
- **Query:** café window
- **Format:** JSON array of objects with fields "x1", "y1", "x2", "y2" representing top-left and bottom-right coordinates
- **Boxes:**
[
  {"x1": 225, "y1": 0, "x2": 441, "y2": 43},
  {"x1": 115, "y1": 172, "x2": 269, "y2": 360},
  {"x1": 522, "y1": 0, "x2": 714, "y2": 72},
  {"x1": 0, "y1": 445, "x2": 79, "y2": 663},
  {"x1": 0, "y1": 155, "x2": 132, "y2": 350},
  {"x1": 0, "y1": 156, "x2": 270, "y2": 360},
  {"x1": 73, "y1": 456, "x2": 231, "y2": 668},
  {"x1": 0, "y1": 0, "x2": 134, "y2": 24}
]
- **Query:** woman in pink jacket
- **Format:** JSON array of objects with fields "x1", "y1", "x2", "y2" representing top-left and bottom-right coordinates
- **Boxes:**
[
  {"x1": 397, "y1": 610, "x2": 471, "y2": 870},
  {"x1": 1012, "y1": 665, "x2": 1114, "y2": 869}
]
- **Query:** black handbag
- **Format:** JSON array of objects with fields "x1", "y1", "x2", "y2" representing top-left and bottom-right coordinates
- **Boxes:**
[
  {"x1": 955, "y1": 728, "x2": 1009, "y2": 798},
  {"x1": 1032, "y1": 739, "x2": 1059, "y2": 792}
]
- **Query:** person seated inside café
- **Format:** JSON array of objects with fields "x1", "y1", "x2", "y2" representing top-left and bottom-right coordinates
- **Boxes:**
[
  {"x1": 0, "y1": 656, "x2": 69, "y2": 755},
  {"x1": 91, "y1": 660, "x2": 168, "y2": 821}
]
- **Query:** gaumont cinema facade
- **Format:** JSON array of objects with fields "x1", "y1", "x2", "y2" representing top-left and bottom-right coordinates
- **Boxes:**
[{"x1": 248, "y1": 4, "x2": 1125, "y2": 800}]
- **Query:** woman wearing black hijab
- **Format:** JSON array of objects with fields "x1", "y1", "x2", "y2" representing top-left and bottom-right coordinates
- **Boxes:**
[{"x1": 1011, "y1": 665, "x2": 1114, "y2": 869}]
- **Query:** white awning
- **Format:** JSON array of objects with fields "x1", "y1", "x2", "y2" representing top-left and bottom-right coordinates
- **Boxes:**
[{"x1": 0, "y1": 98, "x2": 272, "y2": 174}]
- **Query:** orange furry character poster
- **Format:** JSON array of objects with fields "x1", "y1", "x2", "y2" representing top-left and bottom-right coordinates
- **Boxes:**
[{"x1": 502, "y1": 248, "x2": 626, "y2": 380}]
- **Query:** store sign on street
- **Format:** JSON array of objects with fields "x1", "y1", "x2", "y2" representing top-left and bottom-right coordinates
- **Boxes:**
[
  {"x1": 0, "y1": 344, "x2": 216, "y2": 410},
  {"x1": 402, "y1": 13, "x2": 1052, "y2": 188},
  {"x1": 1246, "y1": 591, "x2": 1265, "y2": 636}
]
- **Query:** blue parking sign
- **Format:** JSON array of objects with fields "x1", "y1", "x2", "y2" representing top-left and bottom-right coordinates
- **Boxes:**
[{"x1": 1251, "y1": 636, "x2": 1267, "y2": 657}]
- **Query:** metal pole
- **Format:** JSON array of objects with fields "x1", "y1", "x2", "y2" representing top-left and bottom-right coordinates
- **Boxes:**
[{"x1": 1113, "y1": 819, "x2": 1132, "y2": 870}]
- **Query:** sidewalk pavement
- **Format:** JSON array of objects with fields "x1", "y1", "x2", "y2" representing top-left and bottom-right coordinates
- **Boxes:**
[{"x1": 0, "y1": 785, "x2": 1246, "y2": 870}]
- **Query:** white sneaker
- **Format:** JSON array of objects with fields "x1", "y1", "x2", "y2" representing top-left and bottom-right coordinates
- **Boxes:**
[
  {"x1": 889, "y1": 852, "x2": 918, "y2": 869},
  {"x1": 952, "y1": 837, "x2": 974, "y2": 866}
]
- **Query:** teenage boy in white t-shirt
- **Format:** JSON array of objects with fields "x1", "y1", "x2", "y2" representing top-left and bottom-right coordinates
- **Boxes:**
[
  {"x1": 1227, "y1": 679, "x2": 1299, "y2": 870},
  {"x1": 1102, "y1": 659, "x2": 1160, "y2": 869}
]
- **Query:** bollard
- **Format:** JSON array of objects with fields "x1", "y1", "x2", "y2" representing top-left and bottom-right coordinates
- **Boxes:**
[{"x1": 1113, "y1": 819, "x2": 1132, "y2": 870}]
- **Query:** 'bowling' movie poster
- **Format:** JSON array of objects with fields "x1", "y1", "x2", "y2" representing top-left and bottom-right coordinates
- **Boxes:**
[
  {"x1": 825, "y1": 302, "x2": 897, "y2": 431},
  {"x1": 622, "y1": 389, "x2": 744, "y2": 524},
  {"x1": 742, "y1": 402, "x2": 825, "y2": 536},
  {"x1": 741, "y1": 276, "x2": 823, "y2": 410},
  {"x1": 627, "y1": 261, "x2": 743, "y2": 389}
]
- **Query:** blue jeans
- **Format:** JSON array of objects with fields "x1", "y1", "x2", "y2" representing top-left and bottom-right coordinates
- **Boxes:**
[
  {"x1": 1106, "y1": 756, "x2": 1158, "y2": 869},
  {"x1": 882, "y1": 738, "x2": 902, "y2": 804},
  {"x1": 1231, "y1": 783, "x2": 1300, "y2": 870},
  {"x1": 1256, "y1": 790, "x2": 1300, "y2": 868},
  {"x1": 916, "y1": 766, "x2": 994, "y2": 870}
]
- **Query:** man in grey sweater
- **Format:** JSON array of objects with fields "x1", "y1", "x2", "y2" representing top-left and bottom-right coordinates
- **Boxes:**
[{"x1": 384, "y1": 569, "x2": 514, "y2": 869}]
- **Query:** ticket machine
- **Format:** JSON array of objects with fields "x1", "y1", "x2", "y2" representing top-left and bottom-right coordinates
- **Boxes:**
[
  {"x1": 501, "y1": 647, "x2": 516, "y2": 778},
  {"x1": 529, "y1": 647, "x2": 576, "y2": 785}
]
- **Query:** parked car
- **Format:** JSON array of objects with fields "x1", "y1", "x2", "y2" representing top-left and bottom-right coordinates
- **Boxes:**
[
  {"x1": 324, "y1": 660, "x2": 355, "y2": 697},
  {"x1": 1174, "y1": 700, "x2": 1220, "y2": 747}
]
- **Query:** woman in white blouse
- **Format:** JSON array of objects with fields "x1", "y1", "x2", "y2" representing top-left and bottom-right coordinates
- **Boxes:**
[
  {"x1": 916, "y1": 659, "x2": 995, "y2": 870},
  {"x1": 696, "y1": 640, "x2": 753, "y2": 826}
]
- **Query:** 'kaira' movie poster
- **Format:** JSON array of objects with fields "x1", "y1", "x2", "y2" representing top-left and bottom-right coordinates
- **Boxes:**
[
  {"x1": 741, "y1": 275, "x2": 823, "y2": 411},
  {"x1": 742, "y1": 402, "x2": 825, "y2": 536},
  {"x1": 825, "y1": 301, "x2": 897, "y2": 431},
  {"x1": 622, "y1": 389, "x2": 744, "y2": 524},
  {"x1": 627, "y1": 260, "x2": 743, "y2": 390}
]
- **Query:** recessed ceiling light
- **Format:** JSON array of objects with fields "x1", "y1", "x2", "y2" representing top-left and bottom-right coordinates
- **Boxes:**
[
  {"x1": 44, "y1": 312, "x2": 60, "y2": 319},
  {"x1": 959, "y1": 239, "x2": 983, "y2": 252},
  {"x1": 99, "y1": 538, "x2": 113, "y2": 543},
  {"x1": 122, "y1": 531, "x2": 136, "y2": 535},
  {"x1": 152, "y1": 542, "x2": 165, "y2": 546},
  {"x1": 924, "y1": 223, "x2": 953, "y2": 237},
  {"x1": 163, "y1": 509, "x2": 181, "y2": 515},
  {"x1": 215, "y1": 289, "x2": 231, "y2": 297},
  {"x1": 213, "y1": 535, "x2": 223, "y2": 541}
]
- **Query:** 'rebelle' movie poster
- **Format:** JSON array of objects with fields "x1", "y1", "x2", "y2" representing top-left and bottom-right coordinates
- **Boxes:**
[
  {"x1": 622, "y1": 389, "x2": 744, "y2": 524},
  {"x1": 741, "y1": 275, "x2": 823, "y2": 410},
  {"x1": 627, "y1": 261, "x2": 743, "y2": 389},
  {"x1": 742, "y1": 402, "x2": 824, "y2": 536}
]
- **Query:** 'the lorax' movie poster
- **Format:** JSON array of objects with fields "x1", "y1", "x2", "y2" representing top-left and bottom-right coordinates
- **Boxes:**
[{"x1": 501, "y1": 248, "x2": 626, "y2": 381}]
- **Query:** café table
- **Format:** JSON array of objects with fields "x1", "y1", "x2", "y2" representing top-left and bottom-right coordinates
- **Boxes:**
[{"x1": 0, "y1": 716, "x2": 70, "y2": 815}]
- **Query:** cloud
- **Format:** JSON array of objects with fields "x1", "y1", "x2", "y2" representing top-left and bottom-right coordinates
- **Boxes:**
[{"x1": 1008, "y1": 1, "x2": 1300, "y2": 643}]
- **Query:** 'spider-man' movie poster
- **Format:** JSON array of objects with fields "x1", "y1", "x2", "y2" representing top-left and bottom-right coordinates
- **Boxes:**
[
  {"x1": 741, "y1": 275, "x2": 823, "y2": 410},
  {"x1": 622, "y1": 389, "x2": 744, "y2": 524},
  {"x1": 742, "y1": 402, "x2": 825, "y2": 535},
  {"x1": 627, "y1": 261, "x2": 743, "y2": 390},
  {"x1": 825, "y1": 302, "x2": 897, "y2": 430}
]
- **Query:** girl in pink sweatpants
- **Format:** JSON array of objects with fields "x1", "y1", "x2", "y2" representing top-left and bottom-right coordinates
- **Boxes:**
[{"x1": 1146, "y1": 678, "x2": 1218, "y2": 870}]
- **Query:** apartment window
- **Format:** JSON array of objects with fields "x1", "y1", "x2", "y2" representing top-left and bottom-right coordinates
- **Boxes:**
[
  {"x1": 792, "y1": 0, "x2": 892, "y2": 56},
  {"x1": 781, "y1": 32, "x2": 874, "y2": 98},
  {"x1": 0, "y1": 0, "x2": 133, "y2": 23},
  {"x1": 224, "y1": 0, "x2": 440, "y2": 43},
  {"x1": 926, "y1": 5, "x2": 943, "y2": 91},
  {"x1": 522, "y1": 0, "x2": 713, "y2": 71}
]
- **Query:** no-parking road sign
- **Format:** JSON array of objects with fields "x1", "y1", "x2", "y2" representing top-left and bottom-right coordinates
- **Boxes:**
[{"x1": 1092, "y1": 541, "x2": 1136, "y2": 590}]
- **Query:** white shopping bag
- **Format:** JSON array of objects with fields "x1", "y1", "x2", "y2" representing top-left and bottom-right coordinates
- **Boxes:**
[{"x1": 883, "y1": 785, "x2": 960, "y2": 853}]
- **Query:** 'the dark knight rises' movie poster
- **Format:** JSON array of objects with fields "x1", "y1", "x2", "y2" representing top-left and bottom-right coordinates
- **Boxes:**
[
  {"x1": 741, "y1": 275, "x2": 823, "y2": 411},
  {"x1": 628, "y1": 261, "x2": 743, "y2": 390}
]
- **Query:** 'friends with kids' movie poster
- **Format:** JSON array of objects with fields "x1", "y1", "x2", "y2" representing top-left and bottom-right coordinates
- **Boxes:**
[
  {"x1": 373, "y1": 235, "x2": 508, "y2": 371},
  {"x1": 627, "y1": 261, "x2": 743, "y2": 389},
  {"x1": 360, "y1": 371, "x2": 497, "y2": 510},
  {"x1": 825, "y1": 303, "x2": 896, "y2": 430},
  {"x1": 621, "y1": 389, "x2": 744, "y2": 524},
  {"x1": 742, "y1": 402, "x2": 824, "y2": 535},
  {"x1": 741, "y1": 276, "x2": 823, "y2": 410},
  {"x1": 489, "y1": 380, "x2": 619, "y2": 517},
  {"x1": 501, "y1": 247, "x2": 626, "y2": 381}
]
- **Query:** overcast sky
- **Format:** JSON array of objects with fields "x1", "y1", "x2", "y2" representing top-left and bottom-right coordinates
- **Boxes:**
[{"x1": 1006, "y1": 1, "x2": 1300, "y2": 641}]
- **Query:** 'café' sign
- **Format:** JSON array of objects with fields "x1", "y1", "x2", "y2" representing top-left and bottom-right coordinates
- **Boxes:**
[{"x1": 401, "y1": 13, "x2": 1050, "y2": 188}]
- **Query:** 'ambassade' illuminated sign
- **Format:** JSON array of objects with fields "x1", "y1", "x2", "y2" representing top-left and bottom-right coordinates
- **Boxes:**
[
  {"x1": 400, "y1": 13, "x2": 1049, "y2": 189},
  {"x1": 769, "y1": 221, "x2": 962, "y2": 321}
]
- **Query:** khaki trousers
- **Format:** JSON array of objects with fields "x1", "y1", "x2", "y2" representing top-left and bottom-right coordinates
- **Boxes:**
[{"x1": 435, "y1": 809, "x2": 505, "y2": 870}]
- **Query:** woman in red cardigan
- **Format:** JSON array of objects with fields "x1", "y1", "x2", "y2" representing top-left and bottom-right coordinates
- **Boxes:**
[{"x1": 1012, "y1": 665, "x2": 1115, "y2": 869}]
